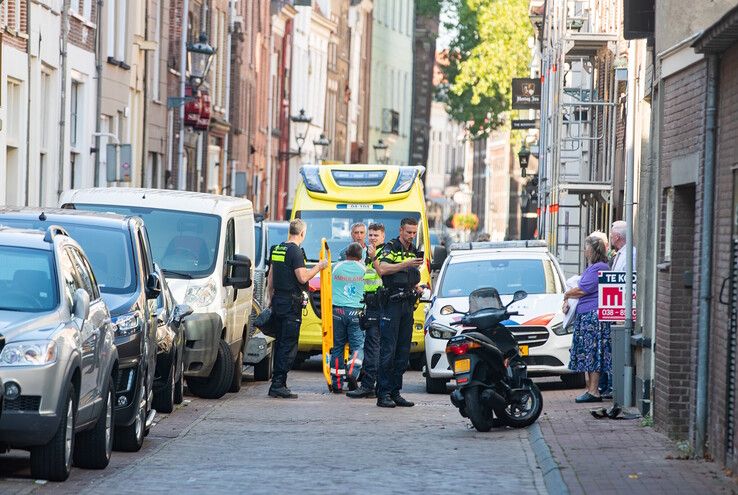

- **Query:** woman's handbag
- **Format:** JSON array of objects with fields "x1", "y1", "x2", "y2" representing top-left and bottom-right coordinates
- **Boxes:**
[{"x1": 253, "y1": 307, "x2": 277, "y2": 338}]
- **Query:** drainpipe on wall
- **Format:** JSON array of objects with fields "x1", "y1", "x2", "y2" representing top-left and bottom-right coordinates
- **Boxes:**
[
  {"x1": 222, "y1": 0, "x2": 233, "y2": 195},
  {"x1": 140, "y1": 0, "x2": 150, "y2": 188},
  {"x1": 177, "y1": 0, "x2": 190, "y2": 190},
  {"x1": 265, "y1": 28, "x2": 275, "y2": 208},
  {"x1": 696, "y1": 53, "x2": 719, "y2": 459},
  {"x1": 57, "y1": 0, "x2": 71, "y2": 199},
  {"x1": 93, "y1": 0, "x2": 103, "y2": 186},
  {"x1": 24, "y1": 0, "x2": 32, "y2": 205}
]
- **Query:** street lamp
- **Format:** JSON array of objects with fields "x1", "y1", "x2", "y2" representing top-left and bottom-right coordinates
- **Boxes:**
[
  {"x1": 373, "y1": 138, "x2": 390, "y2": 164},
  {"x1": 518, "y1": 145, "x2": 531, "y2": 177},
  {"x1": 313, "y1": 133, "x2": 331, "y2": 161},
  {"x1": 291, "y1": 109, "x2": 313, "y2": 154},
  {"x1": 187, "y1": 33, "x2": 216, "y2": 87}
]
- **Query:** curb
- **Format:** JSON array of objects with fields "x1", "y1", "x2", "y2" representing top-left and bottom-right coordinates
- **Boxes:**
[{"x1": 529, "y1": 422, "x2": 570, "y2": 495}]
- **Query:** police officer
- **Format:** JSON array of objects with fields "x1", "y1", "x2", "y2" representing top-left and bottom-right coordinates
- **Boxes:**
[
  {"x1": 375, "y1": 217, "x2": 423, "y2": 408},
  {"x1": 267, "y1": 218, "x2": 328, "y2": 399},
  {"x1": 347, "y1": 223, "x2": 385, "y2": 399}
]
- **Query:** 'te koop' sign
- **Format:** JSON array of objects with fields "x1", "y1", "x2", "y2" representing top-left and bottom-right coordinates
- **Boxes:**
[{"x1": 598, "y1": 271, "x2": 637, "y2": 322}]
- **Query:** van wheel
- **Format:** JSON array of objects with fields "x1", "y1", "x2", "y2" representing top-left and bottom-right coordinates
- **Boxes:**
[
  {"x1": 30, "y1": 384, "x2": 76, "y2": 481},
  {"x1": 186, "y1": 339, "x2": 233, "y2": 399},
  {"x1": 229, "y1": 347, "x2": 244, "y2": 393},
  {"x1": 253, "y1": 346, "x2": 273, "y2": 381},
  {"x1": 74, "y1": 377, "x2": 114, "y2": 469}
]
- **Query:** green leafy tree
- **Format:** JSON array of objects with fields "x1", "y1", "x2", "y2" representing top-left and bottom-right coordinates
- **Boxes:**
[{"x1": 437, "y1": 0, "x2": 532, "y2": 139}]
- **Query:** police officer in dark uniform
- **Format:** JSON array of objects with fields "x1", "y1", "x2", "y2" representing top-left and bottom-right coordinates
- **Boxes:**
[
  {"x1": 347, "y1": 222, "x2": 385, "y2": 398},
  {"x1": 375, "y1": 217, "x2": 423, "y2": 408},
  {"x1": 267, "y1": 218, "x2": 327, "y2": 398}
]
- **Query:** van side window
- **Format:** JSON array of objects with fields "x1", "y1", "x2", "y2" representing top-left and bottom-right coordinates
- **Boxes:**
[{"x1": 223, "y1": 219, "x2": 235, "y2": 280}]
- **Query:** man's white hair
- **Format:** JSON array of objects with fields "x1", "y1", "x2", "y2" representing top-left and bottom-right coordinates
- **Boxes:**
[{"x1": 611, "y1": 220, "x2": 627, "y2": 240}]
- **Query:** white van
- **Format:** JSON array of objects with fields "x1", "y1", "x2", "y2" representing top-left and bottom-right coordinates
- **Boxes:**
[{"x1": 59, "y1": 188, "x2": 265, "y2": 399}]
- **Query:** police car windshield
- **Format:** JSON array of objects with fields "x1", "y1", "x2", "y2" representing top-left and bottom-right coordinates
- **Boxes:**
[
  {"x1": 70, "y1": 204, "x2": 221, "y2": 279},
  {"x1": 295, "y1": 210, "x2": 421, "y2": 262},
  {"x1": 439, "y1": 258, "x2": 561, "y2": 297},
  {"x1": 0, "y1": 246, "x2": 59, "y2": 312}
]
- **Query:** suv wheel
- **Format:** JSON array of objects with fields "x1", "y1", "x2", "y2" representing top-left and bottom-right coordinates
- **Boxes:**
[
  {"x1": 74, "y1": 376, "x2": 114, "y2": 468},
  {"x1": 229, "y1": 346, "x2": 244, "y2": 393},
  {"x1": 153, "y1": 351, "x2": 177, "y2": 413},
  {"x1": 30, "y1": 383, "x2": 76, "y2": 481},
  {"x1": 186, "y1": 339, "x2": 234, "y2": 399},
  {"x1": 253, "y1": 346, "x2": 273, "y2": 381},
  {"x1": 425, "y1": 375, "x2": 448, "y2": 394},
  {"x1": 114, "y1": 379, "x2": 146, "y2": 452},
  {"x1": 174, "y1": 356, "x2": 185, "y2": 405}
]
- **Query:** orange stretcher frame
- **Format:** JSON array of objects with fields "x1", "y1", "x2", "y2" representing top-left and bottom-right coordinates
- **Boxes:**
[{"x1": 320, "y1": 238, "x2": 333, "y2": 390}]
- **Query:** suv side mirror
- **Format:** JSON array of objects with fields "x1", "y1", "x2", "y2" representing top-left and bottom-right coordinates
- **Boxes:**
[
  {"x1": 73, "y1": 288, "x2": 90, "y2": 321},
  {"x1": 430, "y1": 245, "x2": 447, "y2": 272},
  {"x1": 226, "y1": 254, "x2": 253, "y2": 289},
  {"x1": 173, "y1": 304, "x2": 194, "y2": 324},
  {"x1": 146, "y1": 272, "x2": 162, "y2": 300}
]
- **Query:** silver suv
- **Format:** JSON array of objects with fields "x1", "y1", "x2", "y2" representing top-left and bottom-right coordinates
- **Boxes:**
[{"x1": 0, "y1": 226, "x2": 118, "y2": 481}]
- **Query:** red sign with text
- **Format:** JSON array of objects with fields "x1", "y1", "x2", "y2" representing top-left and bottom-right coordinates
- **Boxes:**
[{"x1": 598, "y1": 271, "x2": 636, "y2": 321}]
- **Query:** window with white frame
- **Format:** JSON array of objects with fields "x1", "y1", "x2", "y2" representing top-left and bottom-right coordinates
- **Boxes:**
[
  {"x1": 39, "y1": 71, "x2": 52, "y2": 206},
  {"x1": 13, "y1": 0, "x2": 20, "y2": 32},
  {"x1": 211, "y1": 9, "x2": 220, "y2": 107},
  {"x1": 151, "y1": 0, "x2": 163, "y2": 101},
  {"x1": 70, "y1": 81, "x2": 81, "y2": 148},
  {"x1": 107, "y1": 0, "x2": 127, "y2": 61},
  {"x1": 6, "y1": 79, "x2": 21, "y2": 146},
  {"x1": 664, "y1": 187, "x2": 673, "y2": 262}
]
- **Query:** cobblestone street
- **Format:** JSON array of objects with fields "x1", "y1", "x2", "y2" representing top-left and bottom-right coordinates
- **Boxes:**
[{"x1": 0, "y1": 364, "x2": 547, "y2": 495}]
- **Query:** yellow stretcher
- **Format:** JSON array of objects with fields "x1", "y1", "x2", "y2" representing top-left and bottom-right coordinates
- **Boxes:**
[{"x1": 319, "y1": 238, "x2": 333, "y2": 390}]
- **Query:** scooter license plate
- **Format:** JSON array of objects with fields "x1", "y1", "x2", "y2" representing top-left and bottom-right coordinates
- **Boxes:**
[
  {"x1": 454, "y1": 358, "x2": 470, "y2": 374},
  {"x1": 519, "y1": 345, "x2": 529, "y2": 356}
]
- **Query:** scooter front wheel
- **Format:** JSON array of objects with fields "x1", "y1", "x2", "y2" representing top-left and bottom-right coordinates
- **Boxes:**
[
  {"x1": 464, "y1": 386, "x2": 495, "y2": 432},
  {"x1": 498, "y1": 382, "x2": 543, "y2": 428}
]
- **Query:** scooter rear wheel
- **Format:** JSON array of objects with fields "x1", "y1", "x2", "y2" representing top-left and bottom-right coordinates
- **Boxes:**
[{"x1": 464, "y1": 386, "x2": 495, "y2": 432}]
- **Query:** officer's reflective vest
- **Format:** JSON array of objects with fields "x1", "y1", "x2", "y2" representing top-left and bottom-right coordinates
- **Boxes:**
[
  {"x1": 363, "y1": 244, "x2": 384, "y2": 294},
  {"x1": 380, "y1": 238, "x2": 421, "y2": 289}
]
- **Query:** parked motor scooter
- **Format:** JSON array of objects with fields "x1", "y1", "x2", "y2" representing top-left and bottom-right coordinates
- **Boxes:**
[{"x1": 435, "y1": 287, "x2": 543, "y2": 432}]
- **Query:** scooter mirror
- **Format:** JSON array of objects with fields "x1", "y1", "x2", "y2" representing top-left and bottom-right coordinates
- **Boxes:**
[{"x1": 506, "y1": 290, "x2": 528, "y2": 307}]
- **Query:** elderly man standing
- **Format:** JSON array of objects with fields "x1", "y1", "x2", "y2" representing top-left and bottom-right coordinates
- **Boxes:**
[
  {"x1": 339, "y1": 223, "x2": 367, "y2": 260},
  {"x1": 609, "y1": 220, "x2": 637, "y2": 271}
]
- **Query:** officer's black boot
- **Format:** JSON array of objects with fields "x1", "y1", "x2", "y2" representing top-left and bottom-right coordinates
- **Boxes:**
[
  {"x1": 347, "y1": 386, "x2": 376, "y2": 399},
  {"x1": 269, "y1": 381, "x2": 298, "y2": 399},
  {"x1": 376, "y1": 395, "x2": 396, "y2": 408},
  {"x1": 390, "y1": 393, "x2": 414, "y2": 407}
]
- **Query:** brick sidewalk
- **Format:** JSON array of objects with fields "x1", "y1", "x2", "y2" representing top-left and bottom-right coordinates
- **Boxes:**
[{"x1": 538, "y1": 381, "x2": 738, "y2": 494}]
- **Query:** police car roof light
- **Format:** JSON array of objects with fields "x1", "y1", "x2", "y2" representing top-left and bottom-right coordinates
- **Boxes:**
[{"x1": 449, "y1": 240, "x2": 548, "y2": 251}]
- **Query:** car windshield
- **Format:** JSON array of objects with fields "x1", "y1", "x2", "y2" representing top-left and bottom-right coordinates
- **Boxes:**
[
  {"x1": 439, "y1": 258, "x2": 561, "y2": 297},
  {"x1": 73, "y1": 204, "x2": 221, "y2": 279},
  {"x1": 295, "y1": 210, "x2": 421, "y2": 261},
  {"x1": 0, "y1": 246, "x2": 59, "y2": 312},
  {"x1": 0, "y1": 220, "x2": 136, "y2": 294}
]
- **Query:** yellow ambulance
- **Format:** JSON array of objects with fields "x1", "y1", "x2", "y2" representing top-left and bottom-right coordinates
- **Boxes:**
[{"x1": 291, "y1": 164, "x2": 432, "y2": 368}]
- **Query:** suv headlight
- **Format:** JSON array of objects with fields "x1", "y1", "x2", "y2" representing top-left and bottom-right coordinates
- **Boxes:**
[
  {"x1": 184, "y1": 279, "x2": 217, "y2": 308},
  {"x1": 113, "y1": 311, "x2": 142, "y2": 337},
  {"x1": 551, "y1": 322, "x2": 572, "y2": 336},
  {"x1": 0, "y1": 340, "x2": 57, "y2": 366}
]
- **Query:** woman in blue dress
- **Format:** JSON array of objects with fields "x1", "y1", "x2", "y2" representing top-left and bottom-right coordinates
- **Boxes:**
[{"x1": 563, "y1": 234, "x2": 611, "y2": 403}]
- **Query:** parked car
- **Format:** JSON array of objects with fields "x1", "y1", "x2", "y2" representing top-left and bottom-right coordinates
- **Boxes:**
[
  {"x1": 423, "y1": 240, "x2": 580, "y2": 394},
  {"x1": 0, "y1": 226, "x2": 118, "y2": 481},
  {"x1": 60, "y1": 188, "x2": 259, "y2": 399},
  {"x1": 244, "y1": 220, "x2": 289, "y2": 381},
  {"x1": 152, "y1": 265, "x2": 193, "y2": 413},
  {"x1": 0, "y1": 209, "x2": 161, "y2": 452}
]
